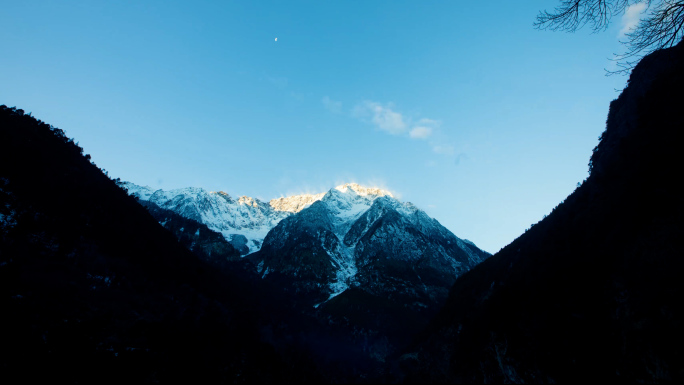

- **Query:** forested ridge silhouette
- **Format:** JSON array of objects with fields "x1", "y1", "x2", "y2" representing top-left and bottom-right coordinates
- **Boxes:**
[
  {"x1": 402, "y1": 40, "x2": 684, "y2": 383},
  {"x1": 0, "y1": 105, "x2": 325, "y2": 383}
]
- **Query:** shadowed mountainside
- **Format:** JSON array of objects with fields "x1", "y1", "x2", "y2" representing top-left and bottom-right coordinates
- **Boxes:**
[
  {"x1": 402, "y1": 40, "x2": 684, "y2": 383},
  {"x1": 137, "y1": 200, "x2": 242, "y2": 263},
  {"x1": 0, "y1": 105, "x2": 322, "y2": 383}
]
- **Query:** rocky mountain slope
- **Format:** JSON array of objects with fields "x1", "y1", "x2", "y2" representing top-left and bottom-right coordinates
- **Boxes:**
[
  {"x1": 402, "y1": 40, "x2": 684, "y2": 384},
  {"x1": 250, "y1": 183, "x2": 490, "y2": 310},
  {"x1": 120, "y1": 181, "x2": 324, "y2": 254}
]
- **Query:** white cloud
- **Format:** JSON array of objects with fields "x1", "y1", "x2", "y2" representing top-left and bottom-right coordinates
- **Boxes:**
[
  {"x1": 619, "y1": 2, "x2": 647, "y2": 37},
  {"x1": 409, "y1": 118, "x2": 440, "y2": 140},
  {"x1": 352, "y1": 101, "x2": 407, "y2": 135},
  {"x1": 409, "y1": 126, "x2": 433, "y2": 139},
  {"x1": 352, "y1": 100, "x2": 455, "y2": 156},
  {"x1": 322, "y1": 96, "x2": 342, "y2": 114}
]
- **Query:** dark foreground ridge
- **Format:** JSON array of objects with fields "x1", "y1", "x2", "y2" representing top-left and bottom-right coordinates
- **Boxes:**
[
  {"x1": 0, "y1": 105, "x2": 322, "y2": 383},
  {"x1": 402, "y1": 40, "x2": 684, "y2": 383},
  {"x1": 0, "y1": 102, "x2": 481, "y2": 383}
]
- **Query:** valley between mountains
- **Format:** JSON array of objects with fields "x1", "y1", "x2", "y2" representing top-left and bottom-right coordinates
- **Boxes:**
[{"x1": 2, "y1": 40, "x2": 682, "y2": 385}]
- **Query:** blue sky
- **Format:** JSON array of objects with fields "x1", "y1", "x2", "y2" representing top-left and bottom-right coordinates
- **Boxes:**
[{"x1": 1, "y1": 1, "x2": 643, "y2": 252}]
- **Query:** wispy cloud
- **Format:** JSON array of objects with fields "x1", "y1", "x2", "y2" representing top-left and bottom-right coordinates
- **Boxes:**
[
  {"x1": 352, "y1": 101, "x2": 444, "y2": 140},
  {"x1": 352, "y1": 100, "x2": 455, "y2": 155},
  {"x1": 619, "y1": 2, "x2": 647, "y2": 37},
  {"x1": 352, "y1": 101, "x2": 407, "y2": 135},
  {"x1": 410, "y1": 126, "x2": 433, "y2": 139},
  {"x1": 409, "y1": 118, "x2": 441, "y2": 140},
  {"x1": 322, "y1": 96, "x2": 342, "y2": 114}
]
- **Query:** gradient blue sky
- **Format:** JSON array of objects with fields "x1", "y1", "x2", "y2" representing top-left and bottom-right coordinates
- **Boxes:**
[{"x1": 1, "y1": 1, "x2": 643, "y2": 252}]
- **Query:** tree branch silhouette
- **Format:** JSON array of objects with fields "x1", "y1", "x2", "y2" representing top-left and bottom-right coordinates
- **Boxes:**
[{"x1": 535, "y1": 0, "x2": 684, "y2": 74}]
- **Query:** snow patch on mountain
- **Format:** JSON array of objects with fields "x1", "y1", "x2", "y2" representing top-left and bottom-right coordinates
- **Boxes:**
[
  {"x1": 325, "y1": 237, "x2": 357, "y2": 301},
  {"x1": 318, "y1": 186, "x2": 398, "y2": 299}
]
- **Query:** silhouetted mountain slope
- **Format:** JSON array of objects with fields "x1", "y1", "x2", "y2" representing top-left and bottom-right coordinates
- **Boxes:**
[
  {"x1": 403, "y1": 41, "x2": 684, "y2": 383},
  {"x1": 0, "y1": 106, "x2": 321, "y2": 383},
  {"x1": 137, "y1": 200, "x2": 242, "y2": 263}
]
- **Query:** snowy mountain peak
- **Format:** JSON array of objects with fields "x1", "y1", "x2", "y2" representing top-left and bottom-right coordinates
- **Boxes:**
[
  {"x1": 269, "y1": 192, "x2": 326, "y2": 213},
  {"x1": 334, "y1": 183, "x2": 393, "y2": 198},
  {"x1": 119, "y1": 181, "x2": 292, "y2": 254},
  {"x1": 212, "y1": 191, "x2": 232, "y2": 198},
  {"x1": 120, "y1": 181, "x2": 404, "y2": 257},
  {"x1": 268, "y1": 184, "x2": 392, "y2": 214},
  {"x1": 238, "y1": 195, "x2": 262, "y2": 208},
  {"x1": 252, "y1": 182, "x2": 490, "y2": 308}
]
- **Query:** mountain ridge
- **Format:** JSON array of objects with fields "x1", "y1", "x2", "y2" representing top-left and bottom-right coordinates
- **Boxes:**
[
  {"x1": 250, "y1": 183, "x2": 490, "y2": 309},
  {"x1": 119, "y1": 181, "x2": 452, "y2": 257}
]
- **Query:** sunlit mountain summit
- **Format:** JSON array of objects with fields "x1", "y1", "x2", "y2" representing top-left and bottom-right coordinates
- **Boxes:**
[{"x1": 249, "y1": 183, "x2": 490, "y2": 308}]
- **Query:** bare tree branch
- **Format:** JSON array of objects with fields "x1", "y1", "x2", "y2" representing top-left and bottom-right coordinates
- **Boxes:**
[
  {"x1": 535, "y1": 0, "x2": 683, "y2": 74},
  {"x1": 535, "y1": 0, "x2": 632, "y2": 32}
]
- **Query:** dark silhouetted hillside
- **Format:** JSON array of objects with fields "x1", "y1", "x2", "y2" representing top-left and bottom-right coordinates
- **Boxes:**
[
  {"x1": 402, "y1": 41, "x2": 684, "y2": 383},
  {"x1": 137, "y1": 200, "x2": 242, "y2": 263},
  {"x1": 0, "y1": 104, "x2": 436, "y2": 384},
  {"x1": 0, "y1": 105, "x2": 322, "y2": 383}
]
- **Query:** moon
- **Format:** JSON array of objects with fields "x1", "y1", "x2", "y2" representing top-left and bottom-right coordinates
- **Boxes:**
[{"x1": 275, "y1": 37, "x2": 277, "y2": 42}]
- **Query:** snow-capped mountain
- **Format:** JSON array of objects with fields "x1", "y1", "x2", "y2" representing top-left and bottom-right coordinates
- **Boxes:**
[
  {"x1": 119, "y1": 181, "x2": 324, "y2": 254},
  {"x1": 120, "y1": 181, "x2": 489, "y2": 308},
  {"x1": 248, "y1": 183, "x2": 490, "y2": 308}
]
